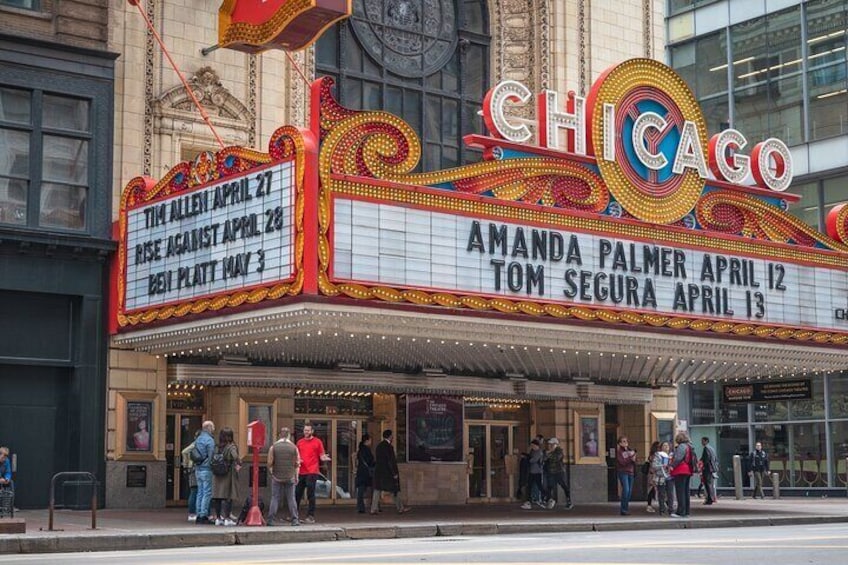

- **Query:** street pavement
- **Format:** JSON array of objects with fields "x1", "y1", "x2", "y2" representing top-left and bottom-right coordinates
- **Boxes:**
[
  {"x1": 0, "y1": 496, "x2": 846, "y2": 555},
  {"x1": 1, "y1": 522, "x2": 847, "y2": 564}
]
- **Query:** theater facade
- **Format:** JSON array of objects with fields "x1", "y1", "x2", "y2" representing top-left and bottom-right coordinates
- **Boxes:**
[{"x1": 107, "y1": 57, "x2": 848, "y2": 508}]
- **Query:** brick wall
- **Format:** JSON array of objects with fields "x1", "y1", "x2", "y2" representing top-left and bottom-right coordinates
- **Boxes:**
[{"x1": 0, "y1": 0, "x2": 108, "y2": 50}]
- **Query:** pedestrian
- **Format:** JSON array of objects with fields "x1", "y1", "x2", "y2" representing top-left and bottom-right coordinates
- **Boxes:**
[
  {"x1": 669, "y1": 431, "x2": 696, "y2": 518},
  {"x1": 295, "y1": 423, "x2": 330, "y2": 524},
  {"x1": 521, "y1": 439, "x2": 545, "y2": 509},
  {"x1": 701, "y1": 436, "x2": 718, "y2": 505},
  {"x1": 516, "y1": 448, "x2": 530, "y2": 500},
  {"x1": 543, "y1": 438, "x2": 573, "y2": 510},
  {"x1": 370, "y1": 429, "x2": 410, "y2": 514},
  {"x1": 615, "y1": 436, "x2": 637, "y2": 516},
  {"x1": 267, "y1": 426, "x2": 300, "y2": 526},
  {"x1": 180, "y1": 430, "x2": 200, "y2": 522},
  {"x1": 0, "y1": 447, "x2": 11, "y2": 487},
  {"x1": 748, "y1": 441, "x2": 769, "y2": 499},
  {"x1": 211, "y1": 426, "x2": 242, "y2": 526},
  {"x1": 355, "y1": 433, "x2": 374, "y2": 514},
  {"x1": 193, "y1": 420, "x2": 216, "y2": 525},
  {"x1": 652, "y1": 441, "x2": 672, "y2": 516},
  {"x1": 645, "y1": 441, "x2": 660, "y2": 512}
]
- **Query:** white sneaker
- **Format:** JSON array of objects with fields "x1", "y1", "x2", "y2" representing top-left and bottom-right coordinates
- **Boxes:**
[
  {"x1": 520, "y1": 501, "x2": 532, "y2": 510},
  {"x1": 223, "y1": 519, "x2": 236, "y2": 526},
  {"x1": 670, "y1": 513, "x2": 681, "y2": 518},
  {"x1": 215, "y1": 518, "x2": 224, "y2": 526},
  {"x1": 188, "y1": 514, "x2": 197, "y2": 522},
  {"x1": 646, "y1": 506, "x2": 656, "y2": 513},
  {"x1": 546, "y1": 499, "x2": 556, "y2": 510}
]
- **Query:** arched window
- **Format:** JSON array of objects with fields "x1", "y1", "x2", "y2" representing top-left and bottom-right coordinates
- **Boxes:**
[{"x1": 316, "y1": 0, "x2": 490, "y2": 171}]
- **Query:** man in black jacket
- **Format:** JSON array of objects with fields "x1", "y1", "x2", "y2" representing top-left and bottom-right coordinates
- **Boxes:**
[
  {"x1": 748, "y1": 441, "x2": 769, "y2": 499},
  {"x1": 370, "y1": 430, "x2": 411, "y2": 515},
  {"x1": 700, "y1": 437, "x2": 718, "y2": 505}
]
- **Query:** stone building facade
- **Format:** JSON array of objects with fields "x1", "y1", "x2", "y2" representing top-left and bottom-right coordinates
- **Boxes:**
[{"x1": 103, "y1": 0, "x2": 670, "y2": 509}]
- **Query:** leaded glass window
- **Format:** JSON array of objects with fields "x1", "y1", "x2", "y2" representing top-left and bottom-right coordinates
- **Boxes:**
[{"x1": 316, "y1": 0, "x2": 490, "y2": 171}]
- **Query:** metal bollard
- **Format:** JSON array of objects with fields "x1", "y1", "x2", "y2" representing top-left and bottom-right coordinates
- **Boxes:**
[
  {"x1": 733, "y1": 455, "x2": 743, "y2": 500},
  {"x1": 771, "y1": 472, "x2": 780, "y2": 499}
]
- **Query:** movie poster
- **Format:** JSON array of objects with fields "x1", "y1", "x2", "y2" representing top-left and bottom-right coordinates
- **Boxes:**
[
  {"x1": 407, "y1": 396, "x2": 463, "y2": 462},
  {"x1": 126, "y1": 401, "x2": 153, "y2": 452}
]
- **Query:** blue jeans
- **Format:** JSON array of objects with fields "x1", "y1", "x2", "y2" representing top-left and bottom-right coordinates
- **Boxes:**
[
  {"x1": 618, "y1": 472, "x2": 634, "y2": 514},
  {"x1": 188, "y1": 486, "x2": 198, "y2": 515},
  {"x1": 195, "y1": 467, "x2": 213, "y2": 518}
]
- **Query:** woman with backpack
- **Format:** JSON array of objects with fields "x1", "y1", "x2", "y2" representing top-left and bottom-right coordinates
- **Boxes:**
[
  {"x1": 669, "y1": 431, "x2": 696, "y2": 518},
  {"x1": 211, "y1": 427, "x2": 242, "y2": 526}
]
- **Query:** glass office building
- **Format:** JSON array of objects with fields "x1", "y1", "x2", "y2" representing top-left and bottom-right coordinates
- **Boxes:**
[{"x1": 668, "y1": 0, "x2": 848, "y2": 492}]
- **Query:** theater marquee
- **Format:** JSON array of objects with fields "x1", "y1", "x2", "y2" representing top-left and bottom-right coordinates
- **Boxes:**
[{"x1": 113, "y1": 59, "x2": 848, "y2": 346}]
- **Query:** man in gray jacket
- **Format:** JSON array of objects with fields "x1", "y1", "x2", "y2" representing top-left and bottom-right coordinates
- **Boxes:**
[
  {"x1": 520, "y1": 439, "x2": 545, "y2": 509},
  {"x1": 267, "y1": 427, "x2": 301, "y2": 526},
  {"x1": 700, "y1": 437, "x2": 718, "y2": 505}
]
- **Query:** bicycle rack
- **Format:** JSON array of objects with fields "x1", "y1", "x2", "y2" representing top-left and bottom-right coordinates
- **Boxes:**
[{"x1": 47, "y1": 472, "x2": 98, "y2": 531}]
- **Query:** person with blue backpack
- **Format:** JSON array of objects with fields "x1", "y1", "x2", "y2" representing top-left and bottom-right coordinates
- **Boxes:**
[{"x1": 669, "y1": 431, "x2": 698, "y2": 518}]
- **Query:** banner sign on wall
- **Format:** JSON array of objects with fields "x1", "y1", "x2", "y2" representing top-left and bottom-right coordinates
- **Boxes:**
[
  {"x1": 406, "y1": 395, "x2": 464, "y2": 462},
  {"x1": 723, "y1": 380, "x2": 812, "y2": 403}
]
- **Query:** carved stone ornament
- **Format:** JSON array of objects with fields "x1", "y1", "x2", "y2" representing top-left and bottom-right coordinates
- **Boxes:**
[{"x1": 156, "y1": 67, "x2": 252, "y2": 123}]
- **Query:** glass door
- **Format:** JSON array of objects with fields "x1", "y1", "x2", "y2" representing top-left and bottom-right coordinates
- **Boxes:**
[
  {"x1": 468, "y1": 424, "x2": 487, "y2": 498},
  {"x1": 466, "y1": 422, "x2": 516, "y2": 500},
  {"x1": 294, "y1": 418, "x2": 361, "y2": 503},
  {"x1": 490, "y1": 425, "x2": 510, "y2": 499},
  {"x1": 166, "y1": 413, "x2": 202, "y2": 504}
]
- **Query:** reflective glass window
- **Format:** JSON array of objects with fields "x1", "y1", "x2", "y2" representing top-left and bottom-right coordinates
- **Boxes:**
[
  {"x1": 786, "y1": 181, "x2": 821, "y2": 230},
  {"x1": 315, "y1": 0, "x2": 490, "y2": 171},
  {"x1": 806, "y1": 0, "x2": 848, "y2": 140},
  {"x1": 829, "y1": 372, "x2": 848, "y2": 418}
]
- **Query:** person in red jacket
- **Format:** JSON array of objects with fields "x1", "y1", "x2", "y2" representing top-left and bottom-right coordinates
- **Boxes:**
[{"x1": 669, "y1": 431, "x2": 696, "y2": 518}]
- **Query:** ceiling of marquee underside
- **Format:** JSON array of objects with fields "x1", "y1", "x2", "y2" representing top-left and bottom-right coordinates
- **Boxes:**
[{"x1": 113, "y1": 302, "x2": 848, "y2": 386}]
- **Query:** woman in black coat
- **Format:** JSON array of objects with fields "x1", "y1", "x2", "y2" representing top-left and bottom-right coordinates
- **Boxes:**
[
  {"x1": 370, "y1": 429, "x2": 410, "y2": 514},
  {"x1": 355, "y1": 434, "x2": 374, "y2": 513}
]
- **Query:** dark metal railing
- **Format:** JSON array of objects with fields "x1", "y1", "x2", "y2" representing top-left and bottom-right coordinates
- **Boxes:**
[{"x1": 48, "y1": 472, "x2": 98, "y2": 531}]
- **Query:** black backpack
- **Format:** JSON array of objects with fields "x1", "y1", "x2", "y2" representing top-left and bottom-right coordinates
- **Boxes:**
[
  {"x1": 210, "y1": 447, "x2": 230, "y2": 476},
  {"x1": 189, "y1": 444, "x2": 206, "y2": 464},
  {"x1": 687, "y1": 444, "x2": 699, "y2": 474}
]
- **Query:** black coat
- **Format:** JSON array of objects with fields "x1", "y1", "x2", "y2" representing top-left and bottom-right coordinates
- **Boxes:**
[
  {"x1": 355, "y1": 444, "x2": 375, "y2": 488},
  {"x1": 373, "y1": 439, "x2": 400, "y2": 493}
]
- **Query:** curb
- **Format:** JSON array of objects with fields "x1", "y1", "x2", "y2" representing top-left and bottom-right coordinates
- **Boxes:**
[{"x1": 2, "y1": 515, "x2": 847, "y2": 555}]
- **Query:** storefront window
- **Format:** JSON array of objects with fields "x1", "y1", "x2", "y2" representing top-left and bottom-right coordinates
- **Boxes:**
[
  {"x1": 754, "y1": 423, "x2": 789, "y2": 486},
  {"x1": 789, "y1": 379, "x2": 825, "y2": 420},
  {"x1": 790, "y1": 422, "x2": 827, "y2": 487},
  {"x1": 719, "y1": 398, "x2": 748, "y2": 424},
  {"x1": 717, "y1": 426, "x2": 749, "y2": 486},
  {"x1": 753, "y1": 400, "x2": 789, "y2": 422},
  {"x1": 830, "y1": 421, "x2": 848, "y2": 489},
  {"x1": 828, "y1": 372, "x2": 848, "y2": 418},
  {"x1": 690, "y1": 383, "x2": 716, "y2": 425}
]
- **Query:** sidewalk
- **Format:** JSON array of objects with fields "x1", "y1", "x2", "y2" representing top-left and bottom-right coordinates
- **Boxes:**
[{"x1": 1, "y1": 497, "x2": 846, "y2": 554}]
